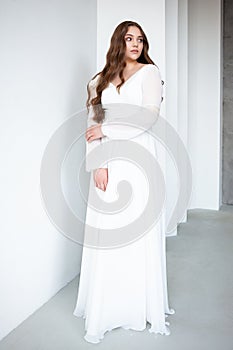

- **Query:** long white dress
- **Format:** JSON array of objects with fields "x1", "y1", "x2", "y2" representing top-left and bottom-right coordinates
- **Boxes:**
[{"x1": 73, "y1": 64, "x2": 175, "y2": 343}]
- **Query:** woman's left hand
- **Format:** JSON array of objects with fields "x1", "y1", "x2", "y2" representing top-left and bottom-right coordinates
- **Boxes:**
[{"x1": 85, "y1": 124, "x2": 104, "y2": 143}]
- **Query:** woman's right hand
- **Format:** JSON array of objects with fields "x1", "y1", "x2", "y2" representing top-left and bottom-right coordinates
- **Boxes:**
[{"x1": 93, "y1": 168, "x2": 108, "y2": 192}]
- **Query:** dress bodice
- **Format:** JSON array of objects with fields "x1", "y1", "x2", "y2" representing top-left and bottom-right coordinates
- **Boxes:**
[{"x1": 101, "y1": 64, "x2": 163, "y2": 108}]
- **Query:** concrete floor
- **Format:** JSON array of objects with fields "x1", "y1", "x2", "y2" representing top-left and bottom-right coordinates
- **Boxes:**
[{"x1": 0, "y1": 206, "x2": 232, "y2": 350}]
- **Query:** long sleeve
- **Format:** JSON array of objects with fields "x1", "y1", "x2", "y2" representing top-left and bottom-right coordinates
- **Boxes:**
[
  {"x1": 141, "y1": 64, "x2": 163, "y2": 113},
  {"x1": 85, "y1": 76, "x2": 108, "y2": 173},
  {"x1": 101, "y1": 65, "x2": 163, "y2": 140}
]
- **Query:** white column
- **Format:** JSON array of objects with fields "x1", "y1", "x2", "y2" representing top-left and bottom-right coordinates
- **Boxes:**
[
  {"x1": 188, "y1": 0, "x2": 222, "y2": 209},
  {"x1": 178, "y1": 0, "x2": 189, "y2": 222},
  {"x1": 164, "y1": 0, "x2": 179, "y2": 236}
]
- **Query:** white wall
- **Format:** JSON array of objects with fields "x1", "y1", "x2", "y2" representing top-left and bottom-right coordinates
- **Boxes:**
[
  {"x1": 0, "y1": 0, "x2": 97, "y2": 341},
  {"x1": 188, "y1": 0, "x2": 222, "y2": 209}
]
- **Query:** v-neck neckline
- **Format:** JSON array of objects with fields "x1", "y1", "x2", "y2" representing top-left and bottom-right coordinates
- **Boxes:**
[{"x1": 109, "y1": 64, "x2": 150, "y2": 88}]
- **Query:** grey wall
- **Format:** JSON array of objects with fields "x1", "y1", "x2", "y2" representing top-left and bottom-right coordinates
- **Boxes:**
[{"x1": 223, "y1": 0, "x2": 233, "y2": 203}]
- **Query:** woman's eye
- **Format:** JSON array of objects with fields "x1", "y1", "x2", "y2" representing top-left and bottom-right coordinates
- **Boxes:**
[{"x1": 125, "y1": 37, "x2": 143, "y2": 42}]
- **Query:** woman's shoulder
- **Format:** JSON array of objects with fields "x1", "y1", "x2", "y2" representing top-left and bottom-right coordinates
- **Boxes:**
[
  {"x1": 140, "y1": 63, "x2": 160, "y2": 78},
  {"x1": 140, "y1": 64, "x2": 163, "y2": 90},
  {"x1": 142, "y1": 63, "x2": 160, "y2": 73},
  {"x1": 141, "y1": 64, "x2": 162, "y2": 80}
]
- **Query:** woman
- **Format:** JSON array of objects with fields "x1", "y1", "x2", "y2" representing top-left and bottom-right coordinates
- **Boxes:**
[{"x1": 73, "y1": 20, "x2": 175, "y2": 344}]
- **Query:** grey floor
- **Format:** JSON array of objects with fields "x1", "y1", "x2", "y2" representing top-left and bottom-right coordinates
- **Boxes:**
[{"x1": 0, "y1": 206, "x2": 233, "y2": 350}]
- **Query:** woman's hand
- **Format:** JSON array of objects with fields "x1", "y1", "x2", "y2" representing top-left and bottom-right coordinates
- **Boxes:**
[
  {"x1": 86, "y1": 124, "x2": 104, "y2": 143},
  {"x1": 93, "y1": 168, "x2": 108, "y2": 191}
]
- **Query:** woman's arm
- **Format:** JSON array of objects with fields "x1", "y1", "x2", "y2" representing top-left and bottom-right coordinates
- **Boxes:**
[
  {"x1": 85, "y1": 77, "x2": 108, "y2": 173},
  {"x1": 100, "y1": 65, "x2": 163, "y2": 140}
]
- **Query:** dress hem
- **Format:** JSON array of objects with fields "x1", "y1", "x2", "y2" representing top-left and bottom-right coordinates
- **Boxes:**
[{"x1": 73, "y1": 308, "x2": 175, "y2": 344}]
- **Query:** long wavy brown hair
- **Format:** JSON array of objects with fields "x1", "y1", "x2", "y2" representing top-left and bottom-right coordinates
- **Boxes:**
[{"x1": 86, "y1": 20, "x2": 158, "y2": 123}]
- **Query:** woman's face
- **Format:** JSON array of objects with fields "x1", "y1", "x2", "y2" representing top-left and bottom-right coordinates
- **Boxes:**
[{"x1": 124, "y1": 26, "x2": 144, "y2": 63}]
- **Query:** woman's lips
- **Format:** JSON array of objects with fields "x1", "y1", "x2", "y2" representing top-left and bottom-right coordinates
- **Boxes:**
[{"x1": 131, "y1": 50, "x2": 138, "y2": 53}]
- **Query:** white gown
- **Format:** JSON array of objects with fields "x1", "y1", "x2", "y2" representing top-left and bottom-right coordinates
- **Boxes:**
[{"x1": 73, "y1": 64, "x2": 175, "y2": 343}]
